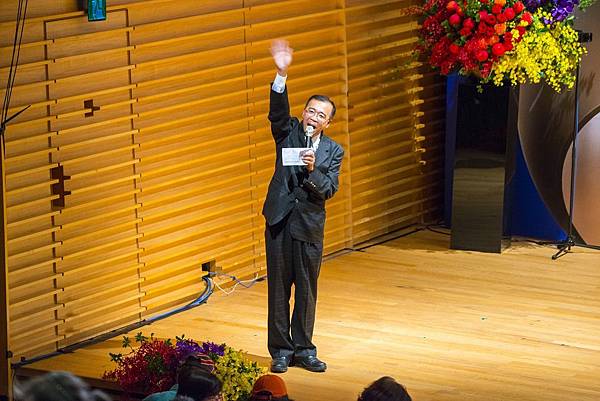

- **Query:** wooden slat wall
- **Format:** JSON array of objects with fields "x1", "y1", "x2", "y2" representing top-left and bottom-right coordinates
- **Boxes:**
[
  {"x1": 0, "y1": 0, "x2": 443, "y2": 363},
  {"x1": 130, "y1": 2, "x2": 256, "y2": 323},
  {"x1": 1, "y1": 139, "x2": 11, "y2": 399},
  {"x1": 345, "y1": 0, "x2": 445, "y2": 243}
]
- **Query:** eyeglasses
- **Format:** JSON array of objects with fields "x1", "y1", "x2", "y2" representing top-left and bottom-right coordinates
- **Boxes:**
[{"x1": 304, "y1": 107, "x2": 329, "y2": 122}]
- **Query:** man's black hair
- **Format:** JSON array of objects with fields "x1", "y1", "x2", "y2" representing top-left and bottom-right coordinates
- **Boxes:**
[{"x1": 304, "y1": 95, "x2": 336, "y2": 120}]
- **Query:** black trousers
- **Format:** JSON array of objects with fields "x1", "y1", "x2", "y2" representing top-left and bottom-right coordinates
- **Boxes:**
[{"x1": 265, "y1": 212, "x2": 323, "y2": 359}]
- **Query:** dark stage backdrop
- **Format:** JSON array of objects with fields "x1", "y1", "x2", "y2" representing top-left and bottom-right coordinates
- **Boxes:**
[{"x1": 517, "y1": 5, "x2": 600, "y2": 246}]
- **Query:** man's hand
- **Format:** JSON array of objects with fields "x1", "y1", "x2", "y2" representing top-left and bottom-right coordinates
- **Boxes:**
[
  {"x1": 270, "y1": 39, "x2": 293, "y2": 76},
  {"x1": 302, "y1": 150, "x2": 315, "y2": 172}
]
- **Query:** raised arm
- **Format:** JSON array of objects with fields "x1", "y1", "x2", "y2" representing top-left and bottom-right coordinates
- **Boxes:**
[{"x1": 268, "y1": 40, "x2": 294, "y2": 142}]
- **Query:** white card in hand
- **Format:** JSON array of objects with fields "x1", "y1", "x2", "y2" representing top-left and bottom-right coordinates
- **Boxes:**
[{"x1": 282, "y1": 147, "x2": 312, "y2": 166}]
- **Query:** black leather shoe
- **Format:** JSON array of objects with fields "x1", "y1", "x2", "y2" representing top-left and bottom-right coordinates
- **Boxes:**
[
  {"x1": 270, "y1": 356, "x2": 291, "y2": 373},
  {"x1": 293, "y1": 355, "x2": 327, "y2": 372}
]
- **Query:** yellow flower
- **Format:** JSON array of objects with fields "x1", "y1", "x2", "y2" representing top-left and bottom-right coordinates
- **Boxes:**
[
  {"x1": 485, "y1": 10, "x2": 585, "y2": 92},
  {"x1": 214, "y1": 347, "x2": 267, "y2": 401}
]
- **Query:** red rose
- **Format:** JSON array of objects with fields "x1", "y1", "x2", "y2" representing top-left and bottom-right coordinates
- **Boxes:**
[
  {"x1": 516, "y1": 25, "x2": 526, "y2": 38},
  {"x1": 497, "y1": 14, "x2": 507, "y2": 23},
  {"x1": 463, "y1": 18, "x2": 475, "y2": 29},
  {"x1": 492, "y1": 42, "x2": 506, "y2": 56},
  {"x1": 521, "y1": 12, "x2": 533, "y2": 24},
  {"x1": 503, "y1": 8, "x2": 515, "y2": 20},
  {"x1": 476, "y1": 50, "x2": 489, "y2": 61},
  {"x1": 459, "y1": 27, "x2": 471, "y2": 36},
  {"x1": 457, "y1": 6, "x2": 464, "y2": 16},
  {"x1": 513, "y1": 1, "x2": 525, "y2": 13},
  {"x1": 504, "y1": 41, "x2": 514, "y2": 51},
  {"x1": 449, "y1": 43, "x2": 460, "y2": 54},
  {"x1": 449, "y1": 13, "x2": 462, "y2": 25},
  {"x1": 492, "y1": 4, "x2": 503, "y2": 14},
  {"x1": 479, "y1": 10, "x2": 489, "y2": 20},
  {"x1": 481, "y1": 0, "x2": 489, "y2": 3},
  {"x1": 485, "y1": 14, "x2": 497, "y2": 24},
  {"x1": 446, "y1": 0, "x2": 458, "y2": 11}
]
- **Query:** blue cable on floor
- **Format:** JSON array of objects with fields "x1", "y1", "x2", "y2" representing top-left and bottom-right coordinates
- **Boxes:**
[{"x1": 12, "y1": 275, "x2": 214, "y2": 369}]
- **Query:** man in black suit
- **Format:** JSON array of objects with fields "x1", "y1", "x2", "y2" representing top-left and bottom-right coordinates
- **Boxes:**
[{"x1": 263, "y1": 39, "x2": 344, "y2": 373}]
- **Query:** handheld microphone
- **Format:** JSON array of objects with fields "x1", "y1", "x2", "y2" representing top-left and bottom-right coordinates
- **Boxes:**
[{"x1": 305, "y1": 126, "x2": 314, "y2": 148}]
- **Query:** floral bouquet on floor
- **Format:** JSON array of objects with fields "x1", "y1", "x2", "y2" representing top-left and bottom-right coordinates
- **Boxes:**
[
  {"x1": 103, "y1": 333, "x2": 266, "y2": 401},
  {"x1": 416, "y1": 0, "x2": 597, "y2": 91}
]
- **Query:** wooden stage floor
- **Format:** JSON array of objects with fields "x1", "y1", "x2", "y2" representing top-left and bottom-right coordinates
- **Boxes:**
[{"x1": 22, "y1": 230, "x2": 600, "y2": 401}]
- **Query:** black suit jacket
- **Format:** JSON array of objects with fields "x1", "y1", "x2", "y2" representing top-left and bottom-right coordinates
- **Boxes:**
[{"x1": 262, "y1": 86, "x2": 344, "y2": 243}]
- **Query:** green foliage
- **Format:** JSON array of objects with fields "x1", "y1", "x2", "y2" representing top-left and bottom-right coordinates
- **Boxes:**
[{"x1": 579, "y1": 0, "x2": 598, "y2": 10}]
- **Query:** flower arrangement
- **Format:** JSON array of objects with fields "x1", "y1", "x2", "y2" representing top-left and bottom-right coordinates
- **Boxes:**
[
  {"x1": 103, "y1": 333, "x2": 266, "y2": 401},
  {"x1": 417, "y1": 0, "x2": 596, "y2": 91}
]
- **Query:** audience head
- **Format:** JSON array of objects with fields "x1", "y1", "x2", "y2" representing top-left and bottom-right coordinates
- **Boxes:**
[
  {"x1": 358, "y1": 377, "x2": 412, "y2": 401},
  {"x1": 180, "y1": 353, "x2": 216, "y2": 373},
  {"x1": 250, "y1": 375, "x2": 290, "y2": 401},
  {"x1": 176, "y1": 354, "x2": 222, "y2": 401},
  {"x1": 16, "y1": 371, "x2": 111, "y2": 401}
]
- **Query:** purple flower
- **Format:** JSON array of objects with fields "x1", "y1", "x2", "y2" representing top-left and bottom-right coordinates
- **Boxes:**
[
  {"x1": 549, "y1": 0, "x2": 578, "y2": 21},
  {"x1": 524, "y1": 0, "x2": 548, "y2": 10},
  {"x1": 202, "y1": 341, "x2": 226, "y2": 358},
  {"x1": 532, "y1": 0, "x2": 579, "y2": 24},
  {"x1": 175, "y1": 338, "x2": 204, "y2": 357}
]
